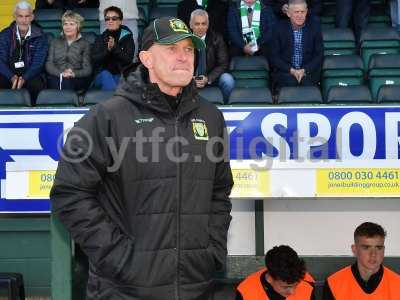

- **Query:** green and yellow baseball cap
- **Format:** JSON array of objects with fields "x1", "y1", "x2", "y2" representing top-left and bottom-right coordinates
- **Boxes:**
[{"x1": 141, "y1": 17, "x2": 205, "y2": 50}]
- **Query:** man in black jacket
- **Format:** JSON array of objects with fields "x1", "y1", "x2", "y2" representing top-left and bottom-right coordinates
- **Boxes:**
[
  {"x1": 190, "y1": 9, "x2": 235, "y2": 102},
  {"x1": 51, "y1": 16, "x2": 233, "y2": 300},
  {"x1": 91, "y1": 6, "x2": 134, "y2": 90}
]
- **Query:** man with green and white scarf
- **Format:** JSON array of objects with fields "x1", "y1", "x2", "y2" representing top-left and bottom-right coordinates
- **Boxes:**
[{"x1": 227, "y1": 0, "x2": 276, "y2": 57}]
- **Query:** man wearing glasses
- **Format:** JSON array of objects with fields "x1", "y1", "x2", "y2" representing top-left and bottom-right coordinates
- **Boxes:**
[{"x1": 92, "y1": 6, "x2": 135, "y2": 90}]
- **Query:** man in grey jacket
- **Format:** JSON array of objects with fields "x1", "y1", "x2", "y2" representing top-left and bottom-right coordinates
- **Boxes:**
[{"x1": 51, "y1": 17, "x2": 233, "y2": 300}]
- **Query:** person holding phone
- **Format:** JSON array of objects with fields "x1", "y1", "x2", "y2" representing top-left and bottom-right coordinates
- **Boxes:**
[{"x1": 190, "y1": 9, "x2": 235, "y2": 102}]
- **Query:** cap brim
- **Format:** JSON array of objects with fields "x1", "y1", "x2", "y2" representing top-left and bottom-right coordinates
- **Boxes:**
[{"x1": 156, "y1": 33, "x2": 205, "y2": 50}]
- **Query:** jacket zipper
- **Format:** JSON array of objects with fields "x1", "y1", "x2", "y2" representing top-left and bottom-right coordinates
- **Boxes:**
[{"x1": 175, "y1": 114, "x2": 182, "y2": 300}]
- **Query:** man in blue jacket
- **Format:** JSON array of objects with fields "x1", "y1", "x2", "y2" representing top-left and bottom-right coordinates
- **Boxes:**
[
  {"x1": 0, "y1": 1, "x2": 48, "y2": 104},
  {"x1": 269, "y1": 0, "x2": 322, "y2": 91},
  {"x1": 227, "y1": 0, "x2": 276, "y2": 57}
]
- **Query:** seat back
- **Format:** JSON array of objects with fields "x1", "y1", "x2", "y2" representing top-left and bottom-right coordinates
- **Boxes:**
[
  {"x1": 198, "y1": 87, "x2": 224, "y2": 105},
  {"x1": 74, "y1": 8, "x2": 100, "y2": 34},
  {"x1": 376, "y1": 85, "x2": 400, "y2": 103},
  {"x1": 326, "y1": 85, "x2": 373, "y2": 103},
  {"x1": 230, "y1": 56, "x2": 269, "y2": 88},
  {"x1": 34, "y1": 8, "x2": 63, "y2": 36},
  {"x1": 278, "y1": 86, "x2": 323, "y2": 104},
  {"x1": 228, "y1": 87, "x2": 273, "y2": 105},
  {"x1": 36, "y1": 90, "x2": 80, "y2": 107},
  {"x1": 322, "y1": 28, "x2": 357, "y2": 56},
  {"x1": 368, "y1": 53, "x2": 400, "y2": 99},
  {"x1": 83, "y1": 90, "x2": 114, "y2": 105},
  {"x1": 0, "y1": 89, "x2": 31, "y2": 107}
]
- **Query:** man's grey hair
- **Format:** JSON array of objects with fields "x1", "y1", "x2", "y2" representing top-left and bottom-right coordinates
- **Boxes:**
[
  {"x1": 190, "y1": 9, "x2": 209, "y2": 24},
  {"x1": 14, "y1": 1, "x2": 33, "y2": 13},
  {"x1": 288, "y1": 0, "x2": 308, "y2": 7}
]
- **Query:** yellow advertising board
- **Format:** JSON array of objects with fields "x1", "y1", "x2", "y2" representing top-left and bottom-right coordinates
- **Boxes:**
[
  {"x1": 316, "y1": 168, "x2": 400, "y2": 196},
  {"x1": 28, "y1": 171, "x2": 56, "y2": 198},
  {"x1": 231, "y1": 168, "x2": 270, "y2": 198}
]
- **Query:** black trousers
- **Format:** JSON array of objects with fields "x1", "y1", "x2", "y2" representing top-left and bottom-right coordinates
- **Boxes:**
[
  {"x1": 0, "y1": 73, "x2": 46, "y2": 105},
  {"x1": 336, "y1": 0, "x2": 370, "y2": 43},
  {"x1": 47, "y1": 75, "x2": 91, "y2": 92}
]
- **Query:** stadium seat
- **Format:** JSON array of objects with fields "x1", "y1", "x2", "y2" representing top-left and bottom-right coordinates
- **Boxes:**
[
  {"x1": 376, "y1": 85, "x2": 400, "y2": 103},
  {"x1": 149, "y1": 6, "x2": 177, "y2": 22},
  {"x1": 360, "y1": 27, "x2": 400, "y2": 69},
  {"x1": 0, "y1": 273, "x2": 25, "y2": 300},
  {"x1": 230, "y1": 56, "x2": 269, "y2": 88},
  {"x1": 36, "y1": 90, "x2": 79, "y2": 107},
  {"x1": 34, "y1": 9, "x2": 63, "y2": 36},
  {"x1": 368, "y1": 3, "x2": 391, "y2": 27},
  {"x1": 198, "y1": 87, "x2": 224, "y2": 105},
  {"x1": 0, "y1": 89, "x2": 31, "y2": 107},
  {"x1": 368, "y1": 54, "x2": 400, "y2": 100},
  {"x1": 228, "y1": 87, "x2": 273, "y2": 105},
  {"x1": 137, "y1": 0, "x2": 151, "y2": 23},
  {"x1": 83, "y1": 90, "x2": 114, "y2": 105},
  {"x1": 320, "y1": 3, "x2": 336, "y2": 29},
  {"x1": 277, "y1": 86, "x2": 323, "y2": 104},
  {"x1": 81, "y1": 31, "x2": 98, "y2": 45},
  {"x1": 322, "y1": 28, "x2": 357, "y2": 56},
  {"x1": 322, "y1": 55, "x2": 365, "y2": 99},
  {"x1": 326, "y1": 85, "x2": 373, "y2": 103},
  {"x1": 74, "y1": 8, "x2": 100, "y2": 34}
]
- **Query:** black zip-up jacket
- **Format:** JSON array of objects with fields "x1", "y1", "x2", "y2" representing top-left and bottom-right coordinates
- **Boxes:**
[
  {"x1": 91, "y1": 25, "x2": 134, "y2": 75},
  {"x1": 50, "y1": 65, "x2": 233, "y2": 300}
]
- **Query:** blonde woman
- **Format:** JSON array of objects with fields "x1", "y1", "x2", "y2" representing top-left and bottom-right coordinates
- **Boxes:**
[{"x1": 46, "y1": 10, "x2": 92, "y2": 90}]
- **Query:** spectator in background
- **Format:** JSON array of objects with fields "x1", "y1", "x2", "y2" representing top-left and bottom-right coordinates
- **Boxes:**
[
  {"x1": 178, "y1": 0, "x2": 230, "y2": 38},
  {"x1": 0, "y1": 1, "x2": 48, "y2": 105},
  {"x1": 190, "y1": 9, "x2": 235, "y2": 102},
  {"x1": 336, "y1": 0, "x2": 370, "y2": 43},
  {"x1": 99, "y1": 1, "x2": 139, "y2": 58},
  {"x1": 266, "y1": 0, "x2": 321, "y2": 19},
  {"x1": 46, "y1": 11, "x2": 92, "y2": 91},
  {"x1": 227, "y1": 0, "x2": 276, "y2": 57},
  {"x1": 236, "y1": 245, "x2": 315, "y2": 300},
  {"x1": 91, "y1": 6, "x2": 134, "y2": 91},
  {"x1": 323, "y1": 222, "x2": 400, "y2": 299},
  {"x1": 65, "y1": 0, "x2": 99, "y2": 9},
  {"x1": 269, "y1": 0, "x2": 322, "y2": 92},
  {"x1": 35, "y1": 0, "x2": 64, "y2": 9}
]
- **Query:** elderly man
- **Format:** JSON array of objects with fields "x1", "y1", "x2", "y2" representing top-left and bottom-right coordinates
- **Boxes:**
[
  {"x1": 227, "y1": 0, "x2": 276, "y2": 57},
  {"x1": 0, "y1": 1, "x2": 48, "y2": 104},
  {"x1": 269, "y1": 0, "x2": 322, "y2": 91},
  {"x1": 323, "y1": 222, "x2": 400, "y2": 299},
  {"x1": 190, "y1": 9, "x2": 235, "y2": 102},
  {"x1": 237, "y1": 245, "x2": 315, "y2": 300},
  {"x1": 51, "y1": 17, "x2": 233, "y2": 300}
]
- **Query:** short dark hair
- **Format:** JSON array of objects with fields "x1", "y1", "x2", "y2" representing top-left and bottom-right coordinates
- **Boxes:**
[
  {"x1": 104, "y1": 6, "x2": 123, "y2": 20},
  {"x1": 265, "y1": 245, "x2": 306, "y2": 284},
  {"x1": 354, "y1": 222, "x2": 386, "y2": 241}
]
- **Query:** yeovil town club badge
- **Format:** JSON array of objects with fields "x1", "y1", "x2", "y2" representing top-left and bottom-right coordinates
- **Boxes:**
[{"x1": 192, "y1": 119, "x2": 209, "y2": 141}]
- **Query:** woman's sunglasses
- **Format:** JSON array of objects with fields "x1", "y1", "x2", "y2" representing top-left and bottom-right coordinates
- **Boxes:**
[{"x1": 105, "y1": 16, "x2": 120, "y2": 21}]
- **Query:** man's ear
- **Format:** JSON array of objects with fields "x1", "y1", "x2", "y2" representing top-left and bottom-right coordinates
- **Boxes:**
[
  {"x1": 139, "y1": 51, "x2": 153, "y2": 69},
  {"x1": 351, "y1": 244, "x2": 357, "y2": 256}
]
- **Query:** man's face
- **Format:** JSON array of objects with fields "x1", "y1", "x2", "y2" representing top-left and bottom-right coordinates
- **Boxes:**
[
  {"x1": 190, "y1": 15, "x2": 209, "y2": 38},
  {"x1": 352, "y1": 235, "x2": 385, "y2": 275},
  {"x1": 14, "y1": 8, "x2": 33, "y2": 33},
  {"x1": 287, "y1": 3, "x2": 307, "y2": 27},
  {"x1": 269, "y1": 277, "x2": 299, "y2": 297},
  {"x1": 143, "y1": 38, "x2": 195, "y2": 90},
  {"x1": 105, "y1": 10, "x2": 122, "y2": 31}
]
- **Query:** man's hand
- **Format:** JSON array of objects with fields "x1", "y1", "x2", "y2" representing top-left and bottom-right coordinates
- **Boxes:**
[
  {"x1": 107, "y1": 36, "x2": 115, "y2": 51},
  {"x1": 11, "y1": 75, "x2": 19, "y2": 89},
  {"x1": 243, "y1": 44, "x2": 255, "y2": 56},
  {"x1": 16, "y1": 77, "x2": 25, "y2": 89},
  {"x1": 194, "y1": 75, "x2": 208, "y2": 88},
  {"x1": 290, "y1": 68, "x2": 305, "y2": 83},
  {"x1": 62, "y1": 68, "x2": 75, "y2": 78}
]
